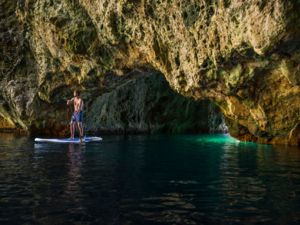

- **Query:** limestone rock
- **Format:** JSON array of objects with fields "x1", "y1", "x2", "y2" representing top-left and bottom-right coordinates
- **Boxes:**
[
  {"x1": 85, "y1": 70, "x2": 224, "y2": 134},
  {"x1": 0, "y1": 0, "x2": 299, "y2": 145}
]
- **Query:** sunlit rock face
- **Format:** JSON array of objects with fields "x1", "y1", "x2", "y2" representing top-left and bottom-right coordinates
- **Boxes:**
[
  {"x1": 0, "y1": 0, "x2": 299, "y2": 144},
  {"x1": 0, "y1": 0, "x2": 225, "y2": 136}
]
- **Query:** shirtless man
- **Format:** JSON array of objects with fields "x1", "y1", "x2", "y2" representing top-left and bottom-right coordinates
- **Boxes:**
[{"x1": 67, "y1": 90, "x2": 84, "y2": 141}]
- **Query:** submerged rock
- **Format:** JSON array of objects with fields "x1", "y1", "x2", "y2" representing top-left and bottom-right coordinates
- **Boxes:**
[{"x1": 0, "y1": 0, "x2": 299, "y2": 145}]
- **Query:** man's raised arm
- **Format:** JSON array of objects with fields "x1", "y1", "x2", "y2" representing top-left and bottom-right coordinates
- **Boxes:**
[{"x1": 67, "y1": 97, "x2": 74, "y2": 105}]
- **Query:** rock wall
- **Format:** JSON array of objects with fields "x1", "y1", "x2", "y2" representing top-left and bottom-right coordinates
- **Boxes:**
[
  {"x1": 0, "y1": 0, "x2": 299, "y2": 144},
  {"x1": 85, "y1": 70, "x2": 224, "y2": 134}
]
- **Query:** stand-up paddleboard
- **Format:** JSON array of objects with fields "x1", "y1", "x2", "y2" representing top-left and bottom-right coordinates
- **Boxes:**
[{"x1": 34, "y1": 136, "x2": 102, "y2": 143}]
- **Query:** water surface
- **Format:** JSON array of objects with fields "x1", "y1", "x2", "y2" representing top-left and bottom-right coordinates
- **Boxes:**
[{"x1": 0, "y1": 133, "x2": 300, "y2": 225}]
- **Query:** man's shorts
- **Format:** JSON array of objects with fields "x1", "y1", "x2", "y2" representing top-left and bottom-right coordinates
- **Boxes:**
[{"x1": 71, "y1": 111, "x2": 83, "y2": 123}]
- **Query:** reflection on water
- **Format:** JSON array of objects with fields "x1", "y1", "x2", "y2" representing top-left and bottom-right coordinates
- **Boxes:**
[
  {"x1": 0, "y1": 134, "x2": 300, "y2": 225},
  {"x1": 64, "y1": 144, "x2": 85, "y2": 217}
]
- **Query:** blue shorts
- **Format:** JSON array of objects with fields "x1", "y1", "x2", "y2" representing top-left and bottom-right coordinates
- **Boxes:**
[{"x1": 71, "y1": 111, "x2": 83, "y2": 123}]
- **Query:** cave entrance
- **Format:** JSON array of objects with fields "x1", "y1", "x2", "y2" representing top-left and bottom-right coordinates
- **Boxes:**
[{"x1": 84, "y1": 67, "x2": 227, "y2": 135}]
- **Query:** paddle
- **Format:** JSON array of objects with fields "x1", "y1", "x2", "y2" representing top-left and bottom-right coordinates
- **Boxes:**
[
  {"x1": 66, "y1": 101, "x2": 70, "y2": 125},
  {"x1": 66, "y1": 98, "x2": 73, "y2": 137}
]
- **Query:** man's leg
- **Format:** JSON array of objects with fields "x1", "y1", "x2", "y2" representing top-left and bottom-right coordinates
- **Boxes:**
[
  {"x1": 78, "y1": 111, "x2": 84, "y2": 139},
  {"x1": 77, "y1": 122, "x2": 83, "y2": 137},
  {"x1": 77, "y1": 122, "x2": 83, "y2": 142}
]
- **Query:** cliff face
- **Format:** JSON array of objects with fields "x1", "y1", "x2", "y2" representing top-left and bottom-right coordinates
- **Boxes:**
[{"x1": 0, "y1": 0, "x2": 299, "y2": 144}]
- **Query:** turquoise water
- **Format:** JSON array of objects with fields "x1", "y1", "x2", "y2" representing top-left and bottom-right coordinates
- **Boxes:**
[{"x1": 0, "y1": 133, "x2": 300, "y2": 225}]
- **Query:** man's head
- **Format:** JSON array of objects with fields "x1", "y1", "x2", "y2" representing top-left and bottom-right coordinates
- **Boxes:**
[{"x1": 73, "y1": 90, "x2": 80, "y2": 97}]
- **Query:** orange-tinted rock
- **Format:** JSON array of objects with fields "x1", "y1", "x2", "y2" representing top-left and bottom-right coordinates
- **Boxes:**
[{"x1": 0, "y1": 0, "x2": 299, "y2": 145}]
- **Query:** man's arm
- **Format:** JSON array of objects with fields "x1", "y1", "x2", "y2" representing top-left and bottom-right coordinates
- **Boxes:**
[
  {"x1": 67, "y1": 97, "x2": 74, "y2": 105},
  {"x1": 79, "y1": 99, "x2": 84, "y2": 111}
]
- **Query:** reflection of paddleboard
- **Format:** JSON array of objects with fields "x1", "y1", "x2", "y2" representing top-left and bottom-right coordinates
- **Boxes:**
[{"x1": 34, "y1": 136, "x2": 102, "y2": 143}]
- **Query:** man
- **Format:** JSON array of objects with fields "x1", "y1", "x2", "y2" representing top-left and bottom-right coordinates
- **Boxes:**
[{"x1": 67, "y1": 90, "x2": 84, "y2": 141}]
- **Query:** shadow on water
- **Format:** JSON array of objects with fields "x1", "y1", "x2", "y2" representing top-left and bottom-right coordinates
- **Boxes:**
[{"x1": 0, "y1": 133, "x2": 299, "y2": 225}]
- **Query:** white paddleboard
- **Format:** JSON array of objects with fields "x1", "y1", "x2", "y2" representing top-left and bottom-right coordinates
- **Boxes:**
[{"x1": 34, "y1": 136, "x2": 102, "y2": 143}]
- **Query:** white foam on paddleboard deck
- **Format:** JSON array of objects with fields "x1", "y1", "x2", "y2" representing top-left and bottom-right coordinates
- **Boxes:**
[{"x1": 34, "y1": 137, "x2": 102, "y2": 143}]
